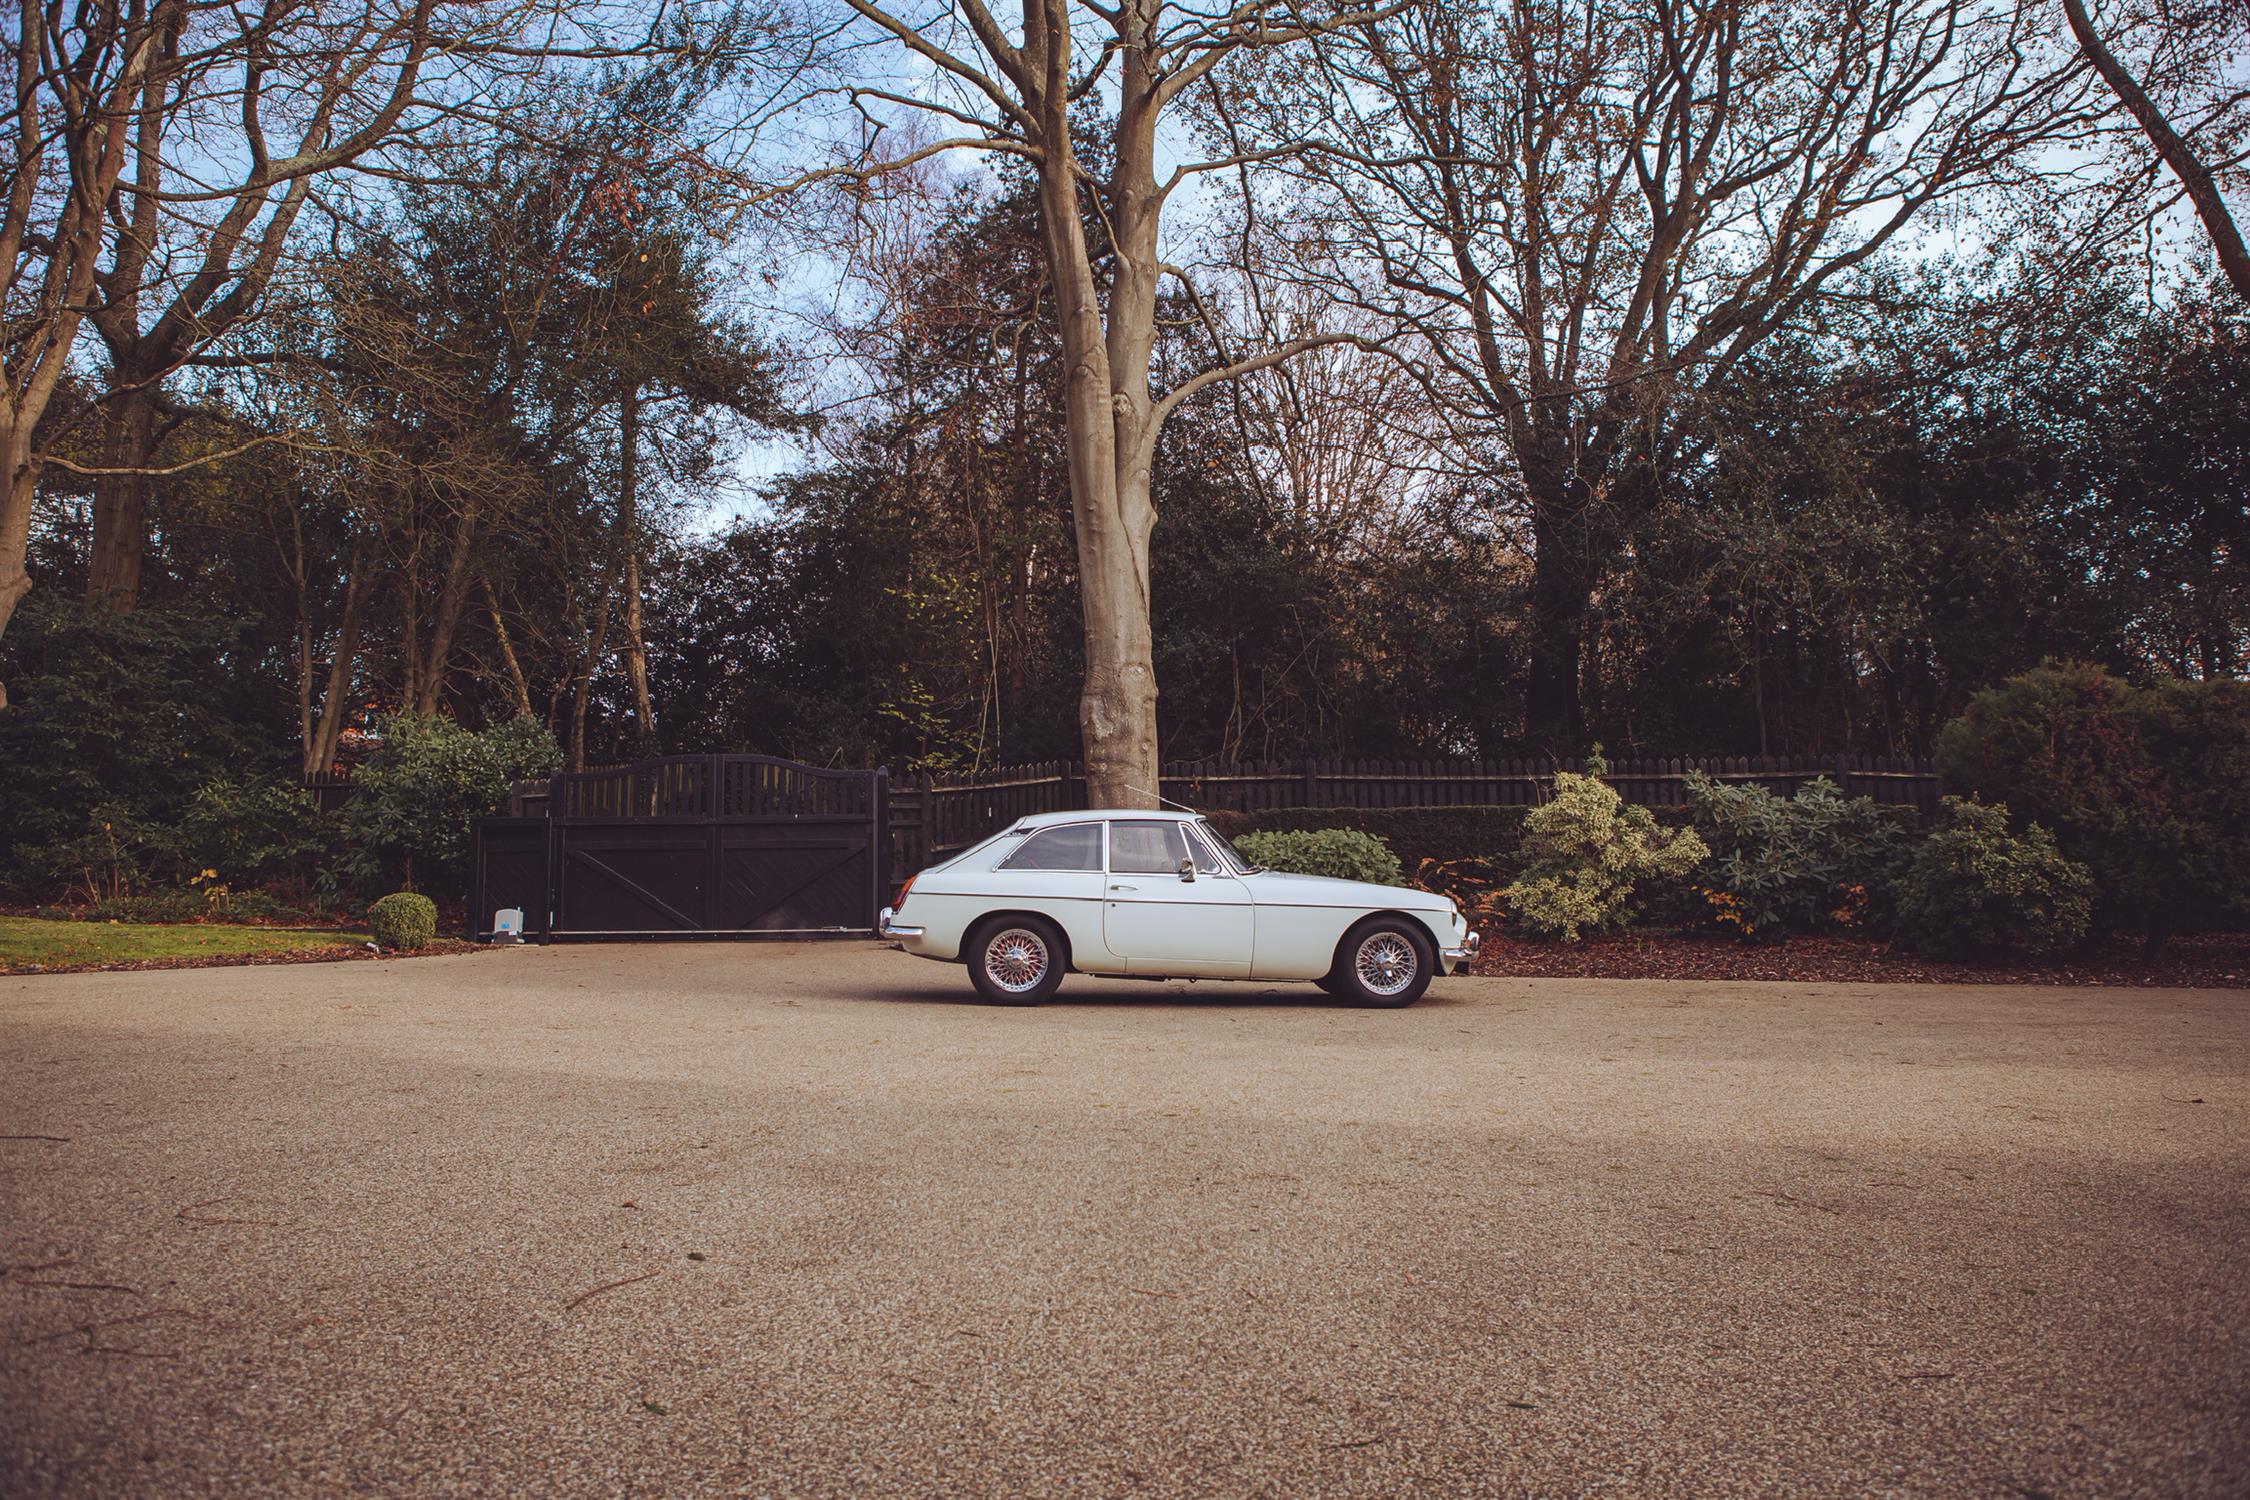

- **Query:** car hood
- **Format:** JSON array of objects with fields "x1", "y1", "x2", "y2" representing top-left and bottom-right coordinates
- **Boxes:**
[{"x1": 1242, "y1": 870, "x2": 1451, "y2": 913}]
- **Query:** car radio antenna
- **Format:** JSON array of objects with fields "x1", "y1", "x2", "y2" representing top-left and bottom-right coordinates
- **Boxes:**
[{"x1": 1124, "y1": 784, "x2": 1202, "y2": 816}]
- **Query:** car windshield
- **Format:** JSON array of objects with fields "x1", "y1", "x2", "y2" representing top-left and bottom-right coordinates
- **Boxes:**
[{"x1": 1193, "y1": 819, "x2": 1262, "y2": 875}]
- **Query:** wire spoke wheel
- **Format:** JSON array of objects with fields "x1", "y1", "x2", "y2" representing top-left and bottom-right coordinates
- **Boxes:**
[
  {"x1": 982, "y1": 927, "x2": 1050, "y2": 995},
  {"x1": 1353, "y1": 931, "x2": 1420, "y2": 997}
]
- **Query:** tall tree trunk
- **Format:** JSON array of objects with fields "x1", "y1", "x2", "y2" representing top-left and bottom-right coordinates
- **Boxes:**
[
  {"x1": 1524, "y1": 505, "x2": 1591, "y2": 752},
  {"x1": 570, "y1": 586, "x2": 614, "y2": 773},
  {"x1": 484, "y1": 576, "x2": 534, "y2": 721},
  {"x1": 85, "y1": 380, "x2": 158, "y2": 612},
  {"x1": 0, "y1": 432, "x2": 36, "y2": 709},
  {"x1": 305, "y1": 541, "x2": 368, "y2": 774},
  {"x1": 617, "y1": 382, "x2": 656, "y2": 755},
  {"x1": 1033, "y1": 94, "x2": 1159, "y2": 809},
  {"x1": 413, "y1": 496, "x2": 480, "y2": 716}
]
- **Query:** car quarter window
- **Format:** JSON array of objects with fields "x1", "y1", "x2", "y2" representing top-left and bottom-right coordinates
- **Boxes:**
[
  {"x1": 996, "y1": 823, "x2": 1102, "y2": 871},
  {"x1": 1109, "y1": 819, "x2": 1189, "y2": 874},
  {"x1": 1182, "y1": 823, "x2": 1225, "y2": 874}
]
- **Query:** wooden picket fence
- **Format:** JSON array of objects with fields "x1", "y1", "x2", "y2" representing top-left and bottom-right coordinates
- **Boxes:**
[{"x1": 883, "y1": 753, "x2": 1940, "y2": 879}]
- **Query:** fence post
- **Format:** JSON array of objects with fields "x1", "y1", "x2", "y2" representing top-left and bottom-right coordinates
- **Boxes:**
[{"x1": 870, "y1": 767, "x2": 890, "y2": 925}]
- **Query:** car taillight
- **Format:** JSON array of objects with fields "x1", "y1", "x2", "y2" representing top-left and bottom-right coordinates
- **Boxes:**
[{"x1": 892, "y1": 875, "x2": 916, "y2": 909}]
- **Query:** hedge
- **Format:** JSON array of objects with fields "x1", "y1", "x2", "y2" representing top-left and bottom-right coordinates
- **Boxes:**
[{"x1": 1210, "y1": 805, "x2": 1532, "y2": 875}]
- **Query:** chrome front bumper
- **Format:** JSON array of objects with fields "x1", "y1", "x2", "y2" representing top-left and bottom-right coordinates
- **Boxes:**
[
  {"x1": 877, "y1": 907, "x2": 925, "y2": 941},
  {"x1": 1441, "y1": 928, "x2": 1481, "y2": 973}
]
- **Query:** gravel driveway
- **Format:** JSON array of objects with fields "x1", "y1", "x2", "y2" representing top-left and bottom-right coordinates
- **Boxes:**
[{"x1": 2, "y1": 943, "x2": 2245, "y2": 1497}]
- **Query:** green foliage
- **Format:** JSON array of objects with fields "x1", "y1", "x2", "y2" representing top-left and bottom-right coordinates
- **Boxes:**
[
  {"x1": 1683, "y1": 774, "x2": 1916, "y2": 940},
  {"x1": 182, "y1": 774, "x2": 332, "y2": 895},
  {"x1": 0, "y1": 599, "x2": 282, "y2": 899},
  {"x1": 367, "y1": 892, "x2": 439, "y2": 950},
  {"x1": 1894, "y1": 798, "x2": 2095, "y2": 958},
  {"x1": 2136, "y1": 677, "x2": 2250, "y2": 927},
  {"x1": 1224, "y1": 806, "x2": 1531, "y2": 874},
  {"x1": 1503, "y1": 771, "x2": 1708, "y2": 941},
  {"x1": 1937, "y1": 663, "x2": 2250, "y2": 936},
  {"x1": 342, "y1": 713, "x2": 560, "y2": 901},
  {"x1": 1234, "y1": 828, "x2": 1403, "y2": 885}
]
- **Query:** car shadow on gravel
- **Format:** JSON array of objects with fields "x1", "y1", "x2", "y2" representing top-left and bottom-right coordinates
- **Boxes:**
[{"x1": 848, "y1": 973, "x2": 1475, "y2": 1010}]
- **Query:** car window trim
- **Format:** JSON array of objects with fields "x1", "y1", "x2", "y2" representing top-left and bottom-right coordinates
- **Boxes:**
[
  {"x1": 996, "y1": 819, "x2": 1106, "y2": 873},
  {"x1": 1106, "y1": 816, "x2": 1197, "y2": 876}
]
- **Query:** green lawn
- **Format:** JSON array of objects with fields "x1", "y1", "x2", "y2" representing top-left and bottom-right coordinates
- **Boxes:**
[{"x1": 0, "y1": 917, "x2": 371, "y2": 971}]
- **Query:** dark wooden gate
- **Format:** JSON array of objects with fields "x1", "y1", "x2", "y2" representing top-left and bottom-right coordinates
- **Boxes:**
[{"x1": 470, "y1": 756, "x2": 887, "y2": 940}]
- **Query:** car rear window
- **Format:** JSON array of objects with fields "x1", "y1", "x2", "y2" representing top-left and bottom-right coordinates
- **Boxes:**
[{"x1": 997, "y1": 823, "x2": 1101, "y2": 871}]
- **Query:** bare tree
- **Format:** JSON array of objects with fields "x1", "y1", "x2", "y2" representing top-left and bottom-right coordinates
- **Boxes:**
[
  {"x1": 0, "y1": 0, "x2": 181, "y2": 706},
  {"x1": 795, "y1": 0, "x2": 1402, "y2": 806},
  {"x1": 2063, "y1": 0, "x2": 2250, "y2": 302},
  {"x1": 1219, "y1": 0, "x2": 2108, "y2": 746}
]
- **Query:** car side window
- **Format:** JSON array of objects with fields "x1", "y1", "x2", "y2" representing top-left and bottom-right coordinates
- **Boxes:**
[
  {"x1": 996, "y1": 824, "x2": 1101, "y2": 871},
  {"x1": 1109, "y1": 820, "x2": 1188, "y2": 874},
  {"x1": 1182, "y1": 824, "x2": 1225, "y2": 874}
]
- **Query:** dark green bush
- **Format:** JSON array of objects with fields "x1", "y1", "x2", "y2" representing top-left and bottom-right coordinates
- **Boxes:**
[
  {"x1": 0, "y1": 598, "x2": 281, "y2": 900},
  {"x1": 1894, "y1": 798, "x2": 2095, "y2": 959},
  {"x1": 1234, "y1": 828, "x2": 1403, "y2": 885},
  {"x1": 1937, "y1": 663, "x2": 2250, "y2": 939},
  {"x1": 342, "y1": 713, "x2": 561, "y2": 903},
  {"x1": 182, "y1": 774, "x2": 333, "y2": 897},
  {"x1": 1229, "y1": 805, "x2": 1531, "y2": 874},
  {"x1": 1683, "y1": 774, "x2": 1915, "y2": 940},
  {"x1": 2136, "y1": 677, "x2": 2250, "y2": 929},
  {"x1": 367, "y1": 892, "x2": 439, "y2": 950}
]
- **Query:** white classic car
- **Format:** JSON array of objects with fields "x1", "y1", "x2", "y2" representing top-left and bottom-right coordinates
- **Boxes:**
[{"x1": 878, "y1": 809, "x2": 1479, "y2": 1006}]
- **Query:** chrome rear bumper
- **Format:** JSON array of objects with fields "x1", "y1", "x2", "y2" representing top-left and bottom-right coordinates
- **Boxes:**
[{"x1": 878, "y1": 907, "x2": 925, "y2": 941}]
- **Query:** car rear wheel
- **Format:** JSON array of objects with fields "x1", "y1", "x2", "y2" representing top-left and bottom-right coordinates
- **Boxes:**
[
  {"x1": 1327, "y1": 918, "x2": 1433, "y2": 1008},
  {"x1": 968, "y1": 916, "x2": 1067, "y2": 1005}
]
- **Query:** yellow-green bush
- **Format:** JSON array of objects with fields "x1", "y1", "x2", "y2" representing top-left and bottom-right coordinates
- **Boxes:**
[{"x1": 1503, "y1": 770, "x2": 1708, "y2": 942}]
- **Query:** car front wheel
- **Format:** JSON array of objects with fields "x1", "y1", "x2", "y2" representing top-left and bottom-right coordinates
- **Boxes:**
[
  {"x1": 967, "y1": 916, "x2": 1067, "y2": 1005},
  {"x1": 1328, "y1": 919, "x2": 1434, "y2": 1008}
]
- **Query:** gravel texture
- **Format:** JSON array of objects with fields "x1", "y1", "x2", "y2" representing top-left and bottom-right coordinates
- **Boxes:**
[{"x1": 2, "y1": 943, "x2": 2245, "y2": 1497}]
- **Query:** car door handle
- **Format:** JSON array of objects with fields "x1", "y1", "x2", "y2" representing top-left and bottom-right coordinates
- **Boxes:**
[{"x1": 1109, "y1": 884, "x2": 1137, "y2": 892}]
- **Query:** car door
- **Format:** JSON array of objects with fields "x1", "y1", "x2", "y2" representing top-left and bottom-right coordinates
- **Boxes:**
[{"x1": 1100, "y1": 819, "x2": 1254, "y2": 976}]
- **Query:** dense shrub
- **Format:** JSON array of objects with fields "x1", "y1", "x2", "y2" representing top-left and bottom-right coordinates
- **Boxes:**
[
  {"x1": 1503, "y1": 769, "x2": 1708, "y2": 942},
  {"x1": 1937, "y1": 663, "x2": 2250, "y2": 939},
  {"x1": 342, "y1": 713, "x2": 560, "y2": 901},
  {"x1": 367, "y1": 892, "x2": 439, "y2": 950},
  {"x1": 1234, "y1": 828, "x2": 1402, "y2": 885},
  {"x1": 1683, "y1": 774, "x2": 1915, "y2": 940},
  {"x1": 0, "y1": 600, "x2": 282, "y2": 899},
  {"x1": 182, "y1": 774, "x2": 333, "y2": 896},
  {"x1": 1894, "y1": 798, "x2": 2095, "y2": 958},
  {"x1": 2136, "y1": 677, "x2": 2250, "y2": 929},
  {"x1": 1225, "y1": 805, "x2": 1531, "y2": 874}
]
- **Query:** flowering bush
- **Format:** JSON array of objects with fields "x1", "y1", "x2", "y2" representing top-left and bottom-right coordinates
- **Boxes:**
[{"x1": 1503, "y1": 767, "x2": 1708, "y2": 942}]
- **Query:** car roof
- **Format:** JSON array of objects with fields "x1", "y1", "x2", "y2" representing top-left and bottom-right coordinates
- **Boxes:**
[{"x1": 1008, "y1": 808, "x2": 1200, "y2": 830}]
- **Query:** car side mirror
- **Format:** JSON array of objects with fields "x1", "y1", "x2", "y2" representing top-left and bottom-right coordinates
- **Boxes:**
[{"x1": 1178, "y1": 856, "x2": 1196, "y2": 882}]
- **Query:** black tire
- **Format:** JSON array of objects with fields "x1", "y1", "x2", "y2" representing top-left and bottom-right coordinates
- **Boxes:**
[
  {"x1": 966, "y1": 915, "x2": 1068, "y2": 1005},
  {"x1": 1327, "y1": 918, "x2": 1434, "y2": 1008}
]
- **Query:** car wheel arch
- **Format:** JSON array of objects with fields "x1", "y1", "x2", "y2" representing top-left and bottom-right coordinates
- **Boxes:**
[
  {"x1": 1327, "y1": 909, "x2": 1439, "y2": 972},
  {"x1": 967, "y1": 910, "x2": 1077, "y2": 973}
]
